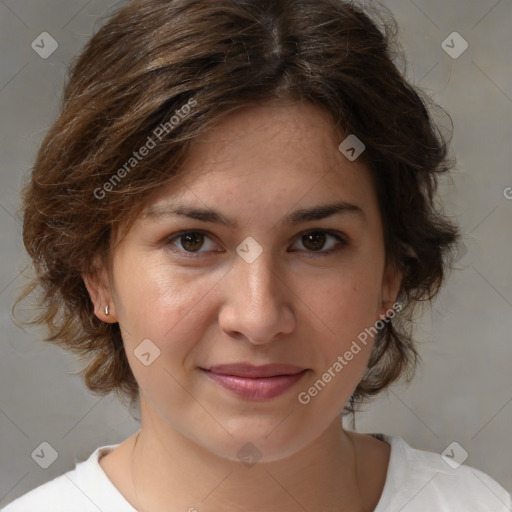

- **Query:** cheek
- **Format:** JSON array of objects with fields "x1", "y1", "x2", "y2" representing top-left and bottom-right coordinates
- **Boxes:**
[
  {"x1": 295, "y1": 276, "x2": 379, "y2": 413},
  {"x1": 301, "y1": 269, "x2": 382, "y2": 342},
  {"x1": 113, "y1": 259, "x2": 219, "y2": 399},
  {"x1": 111, "y1": 255, "x2": 220, "y2": 350}
]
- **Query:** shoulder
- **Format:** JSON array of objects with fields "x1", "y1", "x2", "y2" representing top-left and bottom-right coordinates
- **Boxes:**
[
  {"x1": 1, "y1": 444, "x2": 135, "y2": 512},
  {"x1": 375, "y1": 434, "x2": 512, "y2": 512}
]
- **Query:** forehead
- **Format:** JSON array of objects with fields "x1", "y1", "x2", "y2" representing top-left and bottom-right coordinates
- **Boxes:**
[{"x1": 144, "y1": 101, "x2": 378, "y2": 216}]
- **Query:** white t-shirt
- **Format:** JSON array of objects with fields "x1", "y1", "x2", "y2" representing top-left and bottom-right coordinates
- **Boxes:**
[{"x1": 2, "y1": 434, "x2": 510, "y2": 511}]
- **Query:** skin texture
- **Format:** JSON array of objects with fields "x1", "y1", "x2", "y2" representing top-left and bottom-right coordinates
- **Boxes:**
[{"x1": 83, "y1": 101, "x2": 400, "y2": 511}]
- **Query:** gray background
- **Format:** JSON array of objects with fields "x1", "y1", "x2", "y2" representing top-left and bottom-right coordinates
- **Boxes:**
[{"x1": 1, "y1": 0, "x2": 511, "y2": 507}]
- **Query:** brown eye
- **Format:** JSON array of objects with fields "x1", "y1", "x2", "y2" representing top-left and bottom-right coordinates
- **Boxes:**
[
  {"x1": 179, "y1": 232, "x2": 205, "y2": 252},
  {"x1": 165, "y1": 230, "x2": 222, "y2": 258},
  {"x1": 291, "y1": 230, "x2": 347, "y2": 255},
  {"x1": 302, "y1": 232, "x2": 327, "y2": 251}
]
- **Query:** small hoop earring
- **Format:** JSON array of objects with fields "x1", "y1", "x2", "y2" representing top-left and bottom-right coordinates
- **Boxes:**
[{"x1": 105, "y1": 305, "x2": 109, "y2": 316}]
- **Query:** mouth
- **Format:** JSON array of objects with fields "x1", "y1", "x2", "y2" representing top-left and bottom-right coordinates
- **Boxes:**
[{"x1": 199, "y1": 363, "x2": 309, "y2": 401}]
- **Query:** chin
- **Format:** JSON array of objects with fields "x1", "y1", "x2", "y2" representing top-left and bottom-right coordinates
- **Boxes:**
[{"x1": 198, "y1": 420, "x2": 318, "y2": 464}]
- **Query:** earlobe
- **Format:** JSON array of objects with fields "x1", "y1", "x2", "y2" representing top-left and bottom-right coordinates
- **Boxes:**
[
  {"x1": 81, "y1": 264, "x2": 117, "y2": 323},
  {"x1": 379, "y1": 263, "x2": 403, "y2": 318}
]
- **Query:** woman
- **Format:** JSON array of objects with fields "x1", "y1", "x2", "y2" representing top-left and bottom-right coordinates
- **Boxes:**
[{"x1": 5, "y1": 0, "x2": 511, "y2": 510}]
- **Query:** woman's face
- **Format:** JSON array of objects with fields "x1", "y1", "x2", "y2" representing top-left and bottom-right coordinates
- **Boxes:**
[{"x1": 93, "y1": 101, "x2": 401, "y2": 462}]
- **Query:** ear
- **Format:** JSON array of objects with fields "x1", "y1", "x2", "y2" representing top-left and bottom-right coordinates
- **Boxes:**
[
  {"x1": 378, "y1": 261, "x2": 403, "y2": 319},
  {"x1": 81, "y1": 257, "x2": 118, "y2": 323}
]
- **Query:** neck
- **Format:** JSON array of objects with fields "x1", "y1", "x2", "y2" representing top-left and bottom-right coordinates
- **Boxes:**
[{"x1": 129, "y1": 409, "x2": 365, "y2": 512}]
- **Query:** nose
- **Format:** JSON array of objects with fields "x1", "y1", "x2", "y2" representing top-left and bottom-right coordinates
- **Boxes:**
[{"x1": 218, "y1": 250, "x2": 296, "y2": 345}]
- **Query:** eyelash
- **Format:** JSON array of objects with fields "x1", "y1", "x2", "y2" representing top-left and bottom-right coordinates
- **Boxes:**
[{"x1": 165, "y1": 230, "x2": 348, "y2": 258}]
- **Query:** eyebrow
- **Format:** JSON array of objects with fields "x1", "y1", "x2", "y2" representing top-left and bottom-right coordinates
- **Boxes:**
[{"x1": 143, "y1": 200, "x2": 366, "y2": 228}]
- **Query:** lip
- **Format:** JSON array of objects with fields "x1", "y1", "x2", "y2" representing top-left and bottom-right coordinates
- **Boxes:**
[{"x1": 200, "y1": 364, "x2": 308, "y2": 401}]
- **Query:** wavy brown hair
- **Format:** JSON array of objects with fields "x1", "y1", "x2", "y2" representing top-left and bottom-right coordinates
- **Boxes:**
[{"x1": 13, "y1": 0, "x2": 460, "y2": 412}]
